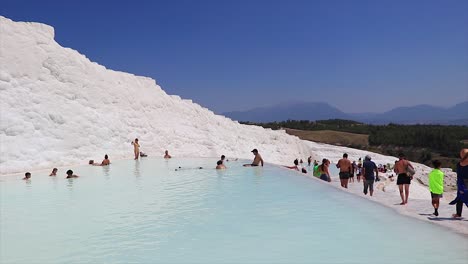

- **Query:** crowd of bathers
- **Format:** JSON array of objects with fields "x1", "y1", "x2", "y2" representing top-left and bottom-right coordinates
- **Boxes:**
[
  {"x1": 18, "y1": 138, "x2": 468, "y2": 219},
  {"x1": 282, "y1": 149, "x2": 468, "y2": 219}
]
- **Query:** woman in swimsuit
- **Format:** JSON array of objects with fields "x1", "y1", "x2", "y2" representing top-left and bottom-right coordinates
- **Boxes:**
[
  {"x1": 318, "y1": 159, "x2": 331, "y2": 182},
  {"x1": 131, "y1": 139, "x2": 140, "y2": 160}
]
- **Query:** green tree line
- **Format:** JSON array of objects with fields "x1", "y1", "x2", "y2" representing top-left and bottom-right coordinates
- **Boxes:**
[{"x1": 242, "y1": 119, "x2": 468, "y2": 158}]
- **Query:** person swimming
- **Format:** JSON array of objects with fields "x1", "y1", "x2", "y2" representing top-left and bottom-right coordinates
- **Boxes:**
[
  {"x1": 23, "y1": 172, "x2": 31, "y2": 180},
  {"x1": 164, "y1": 150, "x2": 172, "y2": 159},
  {"x1": 216, "y1": 160, "x2": 226, "y2": 170},
  {"x1": 285, "y1": 159, "x2": 300, "y2": 171},
  {"x1": 217, "y1": 155, "x2": 227, "y2": 168},
  {"x1": 66, "y1": 170, "x2": 79, "y2": 179},
  {"x1": 49, "y1": 168, "x2": 58, "y2": 176}
]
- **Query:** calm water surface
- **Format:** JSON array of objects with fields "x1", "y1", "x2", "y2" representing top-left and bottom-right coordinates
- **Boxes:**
[{"x1": 1, "y1": 158, "x2": 467, "y2": 263}]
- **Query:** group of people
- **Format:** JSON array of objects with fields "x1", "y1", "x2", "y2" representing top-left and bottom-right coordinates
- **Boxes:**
[
  {"x1": 131, "y1": 138, "x2": 171, "y2": 160},
  {"x1": 23, "y1": 169, "x2": 79, "y2": 180},
  {"x1": 284, "y1": 149, "x2": 468, "y2": 218},
  {"x1": 20, "y1": 139, "x2": 468, "y2": 219},
  {"x1": 426, "y1": 149, "x2": 468, "y2": 218},
  {"x1": 215, "y1": 149, "x2": 264, "y2": 170}
]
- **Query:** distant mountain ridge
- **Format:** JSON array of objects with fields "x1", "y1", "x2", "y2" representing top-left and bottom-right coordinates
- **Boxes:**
[
  {"x1": 223, "y1": 101, "x2": 468, "y2": 125},
  {"x1": 224, "y1": 102, "x2": 350, "y2": 123}
]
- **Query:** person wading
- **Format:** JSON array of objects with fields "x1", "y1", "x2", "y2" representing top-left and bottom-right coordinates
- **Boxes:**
[{"x1": 337, "y1": 153, "x2": 352, "y2": 188}]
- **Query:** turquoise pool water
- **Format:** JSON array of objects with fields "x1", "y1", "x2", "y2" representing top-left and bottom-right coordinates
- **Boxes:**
[{"x1": 1, "y1": 158, "x2": 467, "y2": 263}]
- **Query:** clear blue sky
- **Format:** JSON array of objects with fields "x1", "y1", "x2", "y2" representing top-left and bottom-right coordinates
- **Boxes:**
[{"x1": 2, "y1": 0, "x2": 467, "y2": 113}]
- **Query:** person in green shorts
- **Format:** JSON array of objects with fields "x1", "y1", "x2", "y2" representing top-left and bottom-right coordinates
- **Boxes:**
[{"x1": 428, "y1": 160, "x2": 444, "y2": 216}]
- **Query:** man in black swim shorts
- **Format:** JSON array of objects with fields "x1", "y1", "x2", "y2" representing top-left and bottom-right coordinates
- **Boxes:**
[
  {"x1": 394, "y1": 153, "x2": 415, "y2": 205},
  {"x1": 337, "y1": 153, "x2": 352, "y2": 188}
]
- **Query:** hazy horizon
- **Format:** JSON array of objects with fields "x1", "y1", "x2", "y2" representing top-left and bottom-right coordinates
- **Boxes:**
[
  {"x1": 218, "y1": 99, "x2": 468, "y2": 114},
  {"x1": 2, "y1": 0, "x2": 467, "y2": 113}
]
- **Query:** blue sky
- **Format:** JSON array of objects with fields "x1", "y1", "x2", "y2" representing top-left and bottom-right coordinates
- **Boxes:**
[{"x1": 2, "y1": 0, "x2": 467, "y2": 113}]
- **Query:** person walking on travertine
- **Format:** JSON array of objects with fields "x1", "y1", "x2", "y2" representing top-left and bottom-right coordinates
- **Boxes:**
[
  {"x1": 450, "y1": 148, "x2": 468, "y2": 218},
  {"x1": 428, "y1": 160, "x2": 444, "y2": 216},
  {"x1": 336, "y1": 153, "x2": 352, "y2": 188},
  {"x1": 362, "y1": 155, "x2": 378, "y2": 197},
  {"x1": 131, "y1": 138, "x2": 140, "y2": 160},
  {"x1": 394, "y1": 153, "x2": 415, "y2": 205},
  {"x1": 243, "y1": 149, "x2": 264, "y2": 167}
]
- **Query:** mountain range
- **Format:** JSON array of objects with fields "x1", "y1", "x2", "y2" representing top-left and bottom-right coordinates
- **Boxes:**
[{"x1": 223, "y1": 101, "x2": 468, "y2": 125}]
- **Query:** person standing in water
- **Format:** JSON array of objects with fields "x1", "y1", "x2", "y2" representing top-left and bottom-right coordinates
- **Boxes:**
[
  {"x1": 243, "y1": 149, "x2": 264, "y2": 167},
  {"x1": 66, "y1": 170, "x2": 79, "y2": 178},
  {"x1": 131, "y1": 139, "x2": 140, "y2": 160},
  {"x1": 318, "y1": 159, "x2": 331, "y2": 182},
  {"x1": 394, "y1": 153, "x2": 415, "y2": 205},
  {"x1": 337, "y1": 153, "x2": 352, "y2": 188},
  {"x1": 216, "y1": 160, "x2": 226, "y2": 170},
  {"x1": 307, "y1": 156, "x2": 312, "y2": 166},
  {"x1": 217, "y1": 155, "x2": 226, "y2": 168},
  {"x1": 313, "y1": 160, "x2": 320, "y2": 177},
  {"x1": 92, "y1": 155, "x2": 110, "y2": 166},
  {"x1": 23, "y1": 172, "x2": 31, "y2": 180},
  {"x1": 49, "y1": 168, "x2": 58, "y2": 176},
  {"x1": 450, "y1": 148, "x2": 468, "y2": 218},
  {"x1": 164, "y1": 150, "x2": 172, "y2": 159},
  {"x1": 428, "y1": 160, "x2": 444, "y2": 216}
]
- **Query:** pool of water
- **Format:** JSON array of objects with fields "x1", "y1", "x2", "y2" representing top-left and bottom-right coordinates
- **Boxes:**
[{"x1": 1, "y1": 158, "x2": 467, "y2": 263}]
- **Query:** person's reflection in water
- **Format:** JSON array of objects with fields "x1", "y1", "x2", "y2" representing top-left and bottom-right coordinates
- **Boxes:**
[
  {"x1": 103, "y1": 165, "x2": 111, "y2": 180},
  {"x1": 66, "y1": 178, "x2": 74, "y2": 189},
  {"x1": 134, "y1": 160, "x2": 143, "y2": 190},
  {"x1": 134, "y1": 160, "x2": 141, "y2": 178},
  {"x1": 51, "y1": 174, "x2": 59, "y2": 190},
  {"x1": 25, "y1": 179, "x2": 32, "y2": 189},
  {"x1": 253, "y1": 166, "x2": 264, "y2": 185}
]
